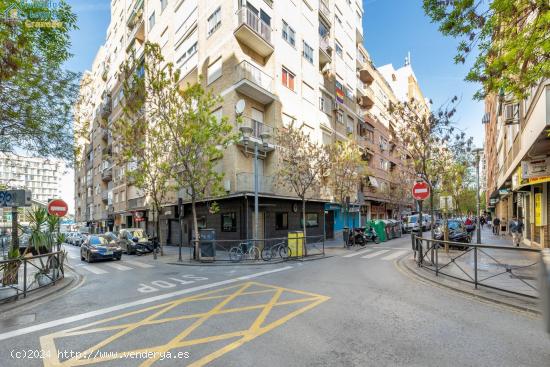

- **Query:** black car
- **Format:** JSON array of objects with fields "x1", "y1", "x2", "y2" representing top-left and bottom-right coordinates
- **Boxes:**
[
  {"x1": 434, "y1": 220, "x2": 471, "y2": 248},
  {"x1": 80, "y1": 235, "x2": 122, "y2": 263},
  {"x1": 116, "y1": 228, "x2": 153, "y2": 255}
]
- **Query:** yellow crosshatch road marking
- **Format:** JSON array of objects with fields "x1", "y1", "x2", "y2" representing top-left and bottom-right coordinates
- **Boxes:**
[{"x1": 39, "y1": 282, "x2": 330, "y2": 367}]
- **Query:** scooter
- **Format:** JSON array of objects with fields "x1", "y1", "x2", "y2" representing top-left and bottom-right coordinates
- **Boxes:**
[
  {"x1": 348, "y1": 228, "x2": 368, "y2": 247},
  {"x1": 364, "y1": 227, "x2": 380, "y2": 244}
]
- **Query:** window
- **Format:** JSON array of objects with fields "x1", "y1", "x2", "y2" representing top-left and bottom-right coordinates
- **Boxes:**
[
  {"x1": 275, "y1": 212, "x2": 288, "y2": 230},
  {"x1": 282, "y1": 21, "x2": 295, "y2": 46},
  {"x1": 161, "y1": 0, "x2": 168, "y2": 12},
  {"x1": 336, "y1": 110, "x2": 344, "y2": 124},
  {"x1": 221, "y1": 212, "x2": 237, "y2": 232},
  {"x1": 207, "y1": 7, "x2": 221, "y2": 36},
  {"x1": 149, "y1": 12, "x2": 155, "y2": 29},
  {"x1": 281, "y1": 67, "x2": 295, "y2": 91},
  {"x1": 335, "y1": 40, "x2": 343, "y2": 57},
  {"x1": 301, "y1": 213, "x2": 319, "y2": 228},
  {"x1": 319, "y1": 92, "x2": 332, "y2": 114},
  {"x1": 207, "y1": 58, "x2": 222, "y2": 84},
  {"x1": 303, "y1": 41, "x2": 314, "y2": 63}
]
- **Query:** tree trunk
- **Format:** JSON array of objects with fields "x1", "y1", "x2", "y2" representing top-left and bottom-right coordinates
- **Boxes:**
[
  {"x1": 155, "y1": 207, "x2": 163, "y2": 256},
  {"x1": 191, "y1": 197, "x2": 199, "y2": 260},
  {"x1": 429, "y1": 188, "x2": 435, "y2": 239},
  {"x1": 302, "y1": 198, "x2": 307, "y2": 257}
]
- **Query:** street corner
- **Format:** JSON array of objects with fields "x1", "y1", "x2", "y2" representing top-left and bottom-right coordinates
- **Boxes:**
[{"x1": 38, "y1": 282, "x2": 330, "y2": 367}]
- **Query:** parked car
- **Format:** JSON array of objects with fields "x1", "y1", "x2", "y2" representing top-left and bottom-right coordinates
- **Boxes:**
[
  {"x1": 80, "y1": 235, "x2": 122, "y2": 263},
  {"x1": 116, "y1": 228, "x2": 152, "y2": 255},
  {"x1": 103, "y1": 232, "x2": 118, "y2": 245},
  {"x1": 434, "y1": 220, "x2": 471, "y2": 247},
  {"x1": 71, "y1": 232, "x2": 86, "y2": 246}
]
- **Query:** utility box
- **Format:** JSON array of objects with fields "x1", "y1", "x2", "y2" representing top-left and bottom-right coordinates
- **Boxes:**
[
  {"x1": 199, "y1": 228, "x2": 216, "y2": 261},
  {"x1": 288, "y1": 231, "x2": 304, "y2": 257}
]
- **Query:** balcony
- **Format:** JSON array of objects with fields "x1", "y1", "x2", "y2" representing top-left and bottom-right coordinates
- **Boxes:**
[
  {"x1": 102, "y1": 166, "x2": 113, "y2": 182},
  {"x1": 128, "y1": 9, "x2": 145, "y2": 43},
  {"x1": 359, "y1": 66, "x2": 374, "y2": 85},
  {"x1": 101, "y1": 191, "x2": 108, "y2": 202},
  {"x1": 234, "y1": 61, "x2": 275, "y2": 104},
  {"x1": 100, "y1": 96, "x2": 112, "y2": 121},
  {"x1": 319, "y1": 0, "x2": 331, "y2": 26},
  {"x1": 127, "y1": 0, "x2": 144, "y2": 28},
  {"x1": 357, "y1": 87, "x2": 374, "y2": 109},
  {"x1": 234, "y1": 7, "x2": 274, "y2": 57},
  {"x1": 236, "y1": 172, "x2": 275, "y2": 194},
  {"x1": 237, "y1": 116, "x2": 276, "y2": 155},
  {"x1": 319, "y1": 35, "x2": 332, "y2": 67}
]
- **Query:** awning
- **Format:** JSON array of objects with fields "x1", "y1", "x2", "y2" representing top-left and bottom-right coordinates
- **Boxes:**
[{"x1": 368, "y1": 176, "x2": 379, "y2": 188}]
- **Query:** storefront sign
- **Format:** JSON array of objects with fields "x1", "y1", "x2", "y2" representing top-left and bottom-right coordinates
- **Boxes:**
[
  {"x1": 499, "y1": 188, "x2": 511, "y2": 195},
  {"x1": 535, "y1": 193, "x2": 542, "y2": 226},
  {"x1": 521, "y1": 158, "x2": 550, "y2": 179}
]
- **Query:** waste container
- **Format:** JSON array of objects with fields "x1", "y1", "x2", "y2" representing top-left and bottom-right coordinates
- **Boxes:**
[
  {"x1": 199, "y1": 228, "x2": 216, "y2": 261},
  {"x1": 288, "y1": 231, "x2": 304, "y2": 257},
  {"x1": 393, "y1": 220, "x2": 402, "y2": 238},
  {"x1": 373, "y1": 220, "x2": 387, "y2": 242},
  {"x1": 382, "y1": 220, "x2": 394, "y2": 240}
]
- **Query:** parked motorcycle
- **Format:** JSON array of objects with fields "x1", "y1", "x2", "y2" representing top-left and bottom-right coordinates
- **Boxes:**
[
  {"x1": 364, "y1": 227, "x2": 380, "y2": 244},
  {"x1": 348, "y1": 228, "x2": 368, "y2": 247}
]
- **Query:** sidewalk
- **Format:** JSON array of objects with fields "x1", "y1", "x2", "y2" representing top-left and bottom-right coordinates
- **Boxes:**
[{"x1": 403, "y1": 227, "x2": 542, "y2": 313}]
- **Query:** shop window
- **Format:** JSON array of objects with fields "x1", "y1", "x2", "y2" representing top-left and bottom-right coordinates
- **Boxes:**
[
  {"x1": 221, "y1": 212, "x2": 237, "y2": 232},
  {"x1": 301, "y1": 213, "x2": 319, "y2": 228},
  {"x1": 275, "y1": 212, "x2": 288, "y2": 230}
]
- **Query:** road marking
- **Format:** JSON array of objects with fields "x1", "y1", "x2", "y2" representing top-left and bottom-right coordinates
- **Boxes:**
[
  {"x1": 104, "y1": 263, "x2": 132, "y2": 271},
  {"x1": 361, "y1": 250, "x2": 391, "y2": 259},
  {"x1": 0, "y1": 266, "x2": 293, "y2": 342},
  {"x1": 124, "y1": 260, "x2": 154, "y2": 268},
  {"x1": 342, "y1": 249, "x2": 373, "y2": 258},
  {"x1": 80, "y1": 265, "x2": 108, "y2": 274},
  {"x1": 39, "y1": 281, "x2": 329, "y2": 367},
  {"x1": 381, "y1": 250, "x2": 409, "y2": 260}
]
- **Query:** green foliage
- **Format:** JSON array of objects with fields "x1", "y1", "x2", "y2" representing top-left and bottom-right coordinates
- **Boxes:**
[
  {"x1": 0, "y1": 0, "x2": 79, "y2": 162},
  {"x1": 423, "y1": 0, "x2": 550, "y2": 100},
  {"x1": 327, "y1": 140, "x2": 366, "y2": 205}
]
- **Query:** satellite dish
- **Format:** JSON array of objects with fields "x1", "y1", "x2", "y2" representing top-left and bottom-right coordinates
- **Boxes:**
[{"x1": 235, "y1": 99, "x2": 246, "y2": 115}]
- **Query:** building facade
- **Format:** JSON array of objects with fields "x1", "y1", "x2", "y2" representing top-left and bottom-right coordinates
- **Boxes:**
[
  {"x1": 75, "y1": 0, "x2": 417, "y2": 243},
  {"x1": 484, "y1": 80, "x2": 550, "y2": 248}
]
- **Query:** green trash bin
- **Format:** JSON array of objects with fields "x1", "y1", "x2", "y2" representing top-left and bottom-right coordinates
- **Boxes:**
[{"x1": 374, "y1": 220, "x2": 387, "y2": 242}]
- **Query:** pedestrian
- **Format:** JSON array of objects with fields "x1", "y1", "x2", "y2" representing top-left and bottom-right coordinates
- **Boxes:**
[
  {"x1": 493, "y1": 217, "x2": 501, "y2": 235},
  {"x1": 509, "y1": 217, "x2": 524, "y2": 247},
  {"x1": 480, "y1": 216, "x2": 486, "y2": 228}
]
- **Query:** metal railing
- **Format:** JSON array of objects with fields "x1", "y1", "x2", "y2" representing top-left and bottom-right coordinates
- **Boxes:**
[
  {"x1": 319, "y1": 35, "x2": 332, "y2": 55},
  {"x1": 236, "y1": 7, "x2": 272, "y2": 44},
  {"x1": 187, "y1": 235, "x2": 325, "y2": 263},
  {"x1": 412, "y1": 235, "x2": 541, "y2": 299},
  {"x1": 0, "y1": 250, "x2": 65, "y2": 303},
  {"x1": 239, "y1": 116, "x2": 275, "y2": 139},
  {"x1": 319, "y1": 0, "x2": 330, "y2": 20},
  {"x1": 235, "y1": 60, "x2": 273, "y2": 93}
]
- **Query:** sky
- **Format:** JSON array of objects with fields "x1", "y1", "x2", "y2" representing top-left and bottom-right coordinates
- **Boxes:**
[{"x1": 59, "y1": 0, "x2": 485, "y2": 214}]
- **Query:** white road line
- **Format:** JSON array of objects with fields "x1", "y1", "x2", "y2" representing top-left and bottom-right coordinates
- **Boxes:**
[
  {"x1": 124, "y1": 260, "x2": 154, "y2": 268},
  {"x1": 361, "y1": 250, "x2": 391, "y2": 259},
  {"x1": 342, "y1": 249, "x2": 373, "y2": 258},
  {"x1": 381, "y1": 250, "x2": 409, "y2": 261},
  {"x1": 104, "y1": 263, "x2": 132, "y2": 271},
  {"x1": 80, "y1": 265, "x2": 108, "y2": 275},
  {"x1": 0, "y1": 266, "x2": 293, "y2": 342}
]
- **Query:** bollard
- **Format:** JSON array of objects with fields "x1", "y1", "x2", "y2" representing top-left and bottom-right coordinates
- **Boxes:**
[{"x1": 541, "y1": 249, "x2": 550, "y2": 334}]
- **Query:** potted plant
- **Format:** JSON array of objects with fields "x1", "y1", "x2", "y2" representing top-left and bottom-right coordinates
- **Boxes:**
[{"x1": 26, "y1": 208, "x2": 53, "y2": 287}]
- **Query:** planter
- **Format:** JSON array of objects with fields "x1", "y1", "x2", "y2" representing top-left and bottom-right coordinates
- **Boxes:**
[
  {"x1": 36, "y1": 273, "x2": 52, "y2": 287},
  {"x1": 0, "y1": 285, "x2": 17, "y2": 300}
]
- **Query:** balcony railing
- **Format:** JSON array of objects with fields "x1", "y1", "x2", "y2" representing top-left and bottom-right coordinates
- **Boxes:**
[
  {"x1": 319, "y1": 0, "x2": 330, "y2": 22},
  {"x1": 236, "y1": 7, "x2": 272, "y2": 45},
  {"x1": 236, "y1": 172, "x2": 275, "y2": 193},
  {"x1": 239, "y1": 116, "x2": 275, "y2": 139},
  {"x1": 235, "y1": 61, "x2": 273, "y2": 93}
]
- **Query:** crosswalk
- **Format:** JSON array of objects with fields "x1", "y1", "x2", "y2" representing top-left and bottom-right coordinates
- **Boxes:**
[
  {"x1": 64, "y1": 250, "x2": 155, "y2": 276},
  {"x1": 341, "y1": 248, "x2": 409, "y2": 261}
]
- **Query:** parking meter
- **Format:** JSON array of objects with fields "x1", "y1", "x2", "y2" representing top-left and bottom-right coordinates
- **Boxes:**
[{"x1": 541, "y1": 249, "x2": 550, "y2": 334}]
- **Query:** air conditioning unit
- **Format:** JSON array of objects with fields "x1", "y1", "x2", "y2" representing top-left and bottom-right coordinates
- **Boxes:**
[{"x1": 503, "y1": 103, "x2": 519, "y2": 125}]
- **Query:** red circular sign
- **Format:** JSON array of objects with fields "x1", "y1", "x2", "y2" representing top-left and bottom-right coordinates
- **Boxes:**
[
  {"x1": 47, "y1": 199, "x2": 68, "y2": 217},
  {"x1": 412, "y1": 181, "x2": 430, "y2": 201}
]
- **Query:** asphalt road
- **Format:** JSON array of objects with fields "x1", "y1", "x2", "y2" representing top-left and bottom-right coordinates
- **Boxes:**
[{"x1": 0, "y1": 238, "x2": 549, "y2": 367}]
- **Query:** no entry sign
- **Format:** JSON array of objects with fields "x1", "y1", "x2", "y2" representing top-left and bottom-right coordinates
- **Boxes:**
[
  {"x1": 412, "y1": 181, "x2": 430, "y2": 201},
  {"x1": 48, "y1": 199, "x2": 68, "y2": 217}
]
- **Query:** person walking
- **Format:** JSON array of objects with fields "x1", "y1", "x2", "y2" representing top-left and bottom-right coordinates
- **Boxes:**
[
  {"x1": 493, "y1": 217, "x2": 501, "y2": 235},
  {"x1": 509, "y1": 217, "x2": 524, "y2": 247}
]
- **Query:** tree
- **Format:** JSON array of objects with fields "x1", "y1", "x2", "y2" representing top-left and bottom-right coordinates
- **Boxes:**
[
  {"x1": 276, "y1": 122, "x2": 331, "y2": 241},
  {"x1": 327, "y1": 140, "x2": 366, "y2": 228},
  {"x1": 111, "y1": 44, "x2": 175, "y2": 256},
  {"x1": 389, "y1": 97, "x2": 473, "y2": 237},
  {"x1": 132, "y1": 43, "x2": 236, "y2": 259},
  {"x1": 0, "y1": 0, "x2": 79, "y2": 161},
  {"x1": 423, "y1": 0, "x2": 550, "y2": 100}
]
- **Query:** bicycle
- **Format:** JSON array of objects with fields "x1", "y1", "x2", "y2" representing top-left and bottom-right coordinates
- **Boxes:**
[
  {"x1": 261, "y1": 241, "x2": 292, "y2": 261},
  {"x1": 229, "y1": 241, "x2": 261, "y2": 262}
]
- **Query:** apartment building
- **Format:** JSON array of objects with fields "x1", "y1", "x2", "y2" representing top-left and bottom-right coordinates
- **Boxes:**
[
  {"x1": 75, "y1": 0, "x2": 371, "y2": 243},
  {"x1": 484, "y1": 80, "x2": 550, "y2": 248}
]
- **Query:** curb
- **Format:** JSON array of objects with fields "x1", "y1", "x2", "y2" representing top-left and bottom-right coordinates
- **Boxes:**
[
  {"x1": 396, "y1": 256, "x2": 541, "y2": 316},
  {"x1": 0, "y1": 265, "x2": 83, "y2": 315},
  {"x1": 167, "y1": 254, "x2": 332, "y2": 267}
]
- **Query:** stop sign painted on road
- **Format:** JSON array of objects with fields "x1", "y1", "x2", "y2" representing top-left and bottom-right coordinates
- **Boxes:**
[
  {"x1": 412, "y1": 181, "x2": 430, "y2": 201},
  {"x1": 48, "y1": 199, "x2": 68, "y2": 217}
]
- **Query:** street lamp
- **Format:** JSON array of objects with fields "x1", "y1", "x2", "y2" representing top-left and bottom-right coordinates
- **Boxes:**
[
  {"x1": 239, "y1": 123, "x2": 271, "y2": 240},
  {"x1": 472, "y1": 147, "x2": 484, "y2": 244}
]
